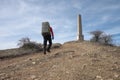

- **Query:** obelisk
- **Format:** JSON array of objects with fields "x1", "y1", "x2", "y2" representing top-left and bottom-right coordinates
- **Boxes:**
[{"x1": 77, "y1": 14, "x2": 84, "y2": 41}]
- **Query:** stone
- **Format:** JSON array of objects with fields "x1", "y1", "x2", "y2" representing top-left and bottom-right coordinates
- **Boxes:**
[
  {"x1": 82, "y1": 64, "x2": 87, "y2": 69},
  {"x1": 114, "y1": 74, "x2": 119, "y2": 78},
  {"x1": 96, "y1": 75, "x2": 102, "y2": 79},
  {"x1": 107, "y1": 79, "x2": 113, "y2": 80},
  {"x1": 77, "y1": 14, "x2": 84, "y2": 41},
  {"x1": 32, "y1": 62, "x2": 36, "y2": 65},
  {"x1": 31, "y1": 75, "x2": 36, "y2": 79}
]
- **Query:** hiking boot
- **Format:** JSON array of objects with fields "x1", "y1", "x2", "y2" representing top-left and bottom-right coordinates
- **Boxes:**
[
  {"x1": 44, "y1": 51, "x2": 46, "y2": 54},
  {"x1": 43, "y1": 49, "x2": 46, "y2": 54},
  {"x1": 47, "y1": 49, "x2": 51, "y2": 53},
  {"x1": 43, "y1": 50, "x2": 46, "y2": 54}
]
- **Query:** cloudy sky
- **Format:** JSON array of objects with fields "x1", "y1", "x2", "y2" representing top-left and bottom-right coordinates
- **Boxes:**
[{"x1": 0, "y1": 0, "x2": 120, "y2": 50}]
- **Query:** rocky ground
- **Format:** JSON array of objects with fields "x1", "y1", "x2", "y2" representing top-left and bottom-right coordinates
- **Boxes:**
[{"x1": 0, "y1": 41, "x2": 120, "y2": 80}]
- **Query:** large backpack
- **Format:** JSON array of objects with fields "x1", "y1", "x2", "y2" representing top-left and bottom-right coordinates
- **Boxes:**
[{"x1": 41, "y1": 22, "x2": 50, "y2": 34}]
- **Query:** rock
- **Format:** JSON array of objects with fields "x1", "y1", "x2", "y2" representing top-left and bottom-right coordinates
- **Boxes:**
[
  {"x1": 96, "y1": 75, "x2": 102, "y2": 79},
  {"x1": 29, "y1": 58, "x2": 32, "y2": 61},
  {"x1": 82, "y1": 64, "x2": 87, "y2": 70},
  {"x1": 98, "y1": 68, "x2": 102, "y2": 71},
  {"x1": 66, "y1": 71, "x2": 69, "y2": 74},
  {"x1": 107, "y1": 79, "x2": 113, "y2": 80},
  {"x1": 32, "y1": 62, "x2": 36, "y2": 65},
  {"x1": 52, "y1": 43, "x2": 62, "y2": 49},
  {"x1": 36, "y1": 59, "x2": 39, "y2": 61},
  {"x1": 0, "y1": 73, "x2": 6, "y2": 76},
  {"x1": 114, "y1": 73, "x2": 119, "y2": 78},
  {"x1": 31, "y1": 75, "x2": 36, "y2": 79},
  {"x1": 91, "y1": 58, "x2": 101, "y2": 62}
]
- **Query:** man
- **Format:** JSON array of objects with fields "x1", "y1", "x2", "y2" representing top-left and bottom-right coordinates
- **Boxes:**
[{"x1": 41, "y1": 22, "x2": 54, "y2": 54}]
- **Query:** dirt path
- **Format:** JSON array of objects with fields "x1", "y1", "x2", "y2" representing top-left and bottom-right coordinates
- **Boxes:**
[{"x1": 0, "y1": 41, "x2": 120, "y2": 80}]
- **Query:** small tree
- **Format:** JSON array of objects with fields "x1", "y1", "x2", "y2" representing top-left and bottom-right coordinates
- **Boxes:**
[
  {"x1": 90, "y1": 30, "x2": 114, "y2": 46},
  {"x1": 90, "y1": 30, "x2": 103, "y2": 42},
  {"x1": 17, "y1": 37, "x2": 42, "y2": 50},
  {"x1": 17, "y1": 37, "x2": 31, "y2": 47},
  {"x1": 99, "y1": 34, "x2": 113, "y2": 46}
]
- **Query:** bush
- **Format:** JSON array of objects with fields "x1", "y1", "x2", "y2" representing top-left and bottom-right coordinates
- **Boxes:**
[
  {"x1": 90, "y1": 30, "x2": 103, "y2": 42},
  {"x1": 18, "y1": 37, "x2": 42, "y2": 51},
  {"x1": 17, "y1": 37, "x2": 31, "y2": 47},
  {"x1": 90, "y1": 30, "x2": 114, "y2": 46},
  {"x1": 99, "y1": 34, "x2": 113, "y2": 46},
  {"x1": 52, "y1": 43, "x2": 62, "y2": 48},
  {"x1": 21, "y1": 42, "x2": 41, "y2": 49}
]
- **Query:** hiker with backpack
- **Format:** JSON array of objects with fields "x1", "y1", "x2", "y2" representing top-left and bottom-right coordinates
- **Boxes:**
[{"x1": 41, "y1": 22, "x2": 54, "y2": 54}]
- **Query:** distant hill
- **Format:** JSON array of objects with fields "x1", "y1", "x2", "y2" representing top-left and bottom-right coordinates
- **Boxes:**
[{"x1": 0, "y1": 41, "x2": 120, "y2": 80}]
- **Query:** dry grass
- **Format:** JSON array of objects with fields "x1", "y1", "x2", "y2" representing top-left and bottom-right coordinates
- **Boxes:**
[{"x1": 0, "y1": 41, "x2": 120, "y2": 80}]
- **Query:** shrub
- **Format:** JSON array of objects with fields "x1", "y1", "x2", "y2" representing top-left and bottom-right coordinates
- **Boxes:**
[
  {"x1": 18, "y1": 37, "x2": 42, "y2": 51},
  {"x1": 90, "y1": 30, "x2": 103, "y2": 42},
  {"x1": 99, "y1": 34, "x2": 113, "y2": 46},
  {"x1": 90, "y1": 30, "x2": 114, "y2": 46},
  {"x1": 21, "y1": 42, "x2": 42, "y2": 49},
  {"x1": 52, "y1": 43, "x2": 62, "y2": 48},
  {"x1": 17, "y1": 37, "x2": 31, "y2": 47}
]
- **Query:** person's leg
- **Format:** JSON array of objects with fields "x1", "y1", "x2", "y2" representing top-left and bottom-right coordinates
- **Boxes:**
[
  {"x1": 43, "y1": 35, "x2": 47, "y2": 54},
  {"x1": 47, "y1": 35, "x2": 52, "y2": 52}
]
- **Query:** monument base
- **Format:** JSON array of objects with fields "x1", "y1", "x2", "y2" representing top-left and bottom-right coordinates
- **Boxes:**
[{"x1": 77, "y1": 35, "x2": 84, "y2": 41}]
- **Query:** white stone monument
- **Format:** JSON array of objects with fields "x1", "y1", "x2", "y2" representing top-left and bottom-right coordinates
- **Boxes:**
[{"x1": 77, "y1": 14, "x2": 84, "y2": 41}]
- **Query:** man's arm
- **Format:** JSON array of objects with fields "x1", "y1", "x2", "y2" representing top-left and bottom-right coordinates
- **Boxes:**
[{"x1": 50, "y1": 27, "x2": 54, "y2": 39}]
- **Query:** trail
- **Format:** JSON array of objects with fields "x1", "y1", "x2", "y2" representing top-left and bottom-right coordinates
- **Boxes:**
[{"x1": 0, "y1": 41, "x2": 120, "y2": 80}]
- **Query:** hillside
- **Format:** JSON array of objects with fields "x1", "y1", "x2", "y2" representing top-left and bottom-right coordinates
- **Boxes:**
[{"x1": 0, "y1": 41, "x2": 120, "y2": 80}]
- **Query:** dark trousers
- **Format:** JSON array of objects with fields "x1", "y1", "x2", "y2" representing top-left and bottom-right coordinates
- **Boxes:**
[{"x1": 42, "y1": 33, "x2": 52, "y2": 53}]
